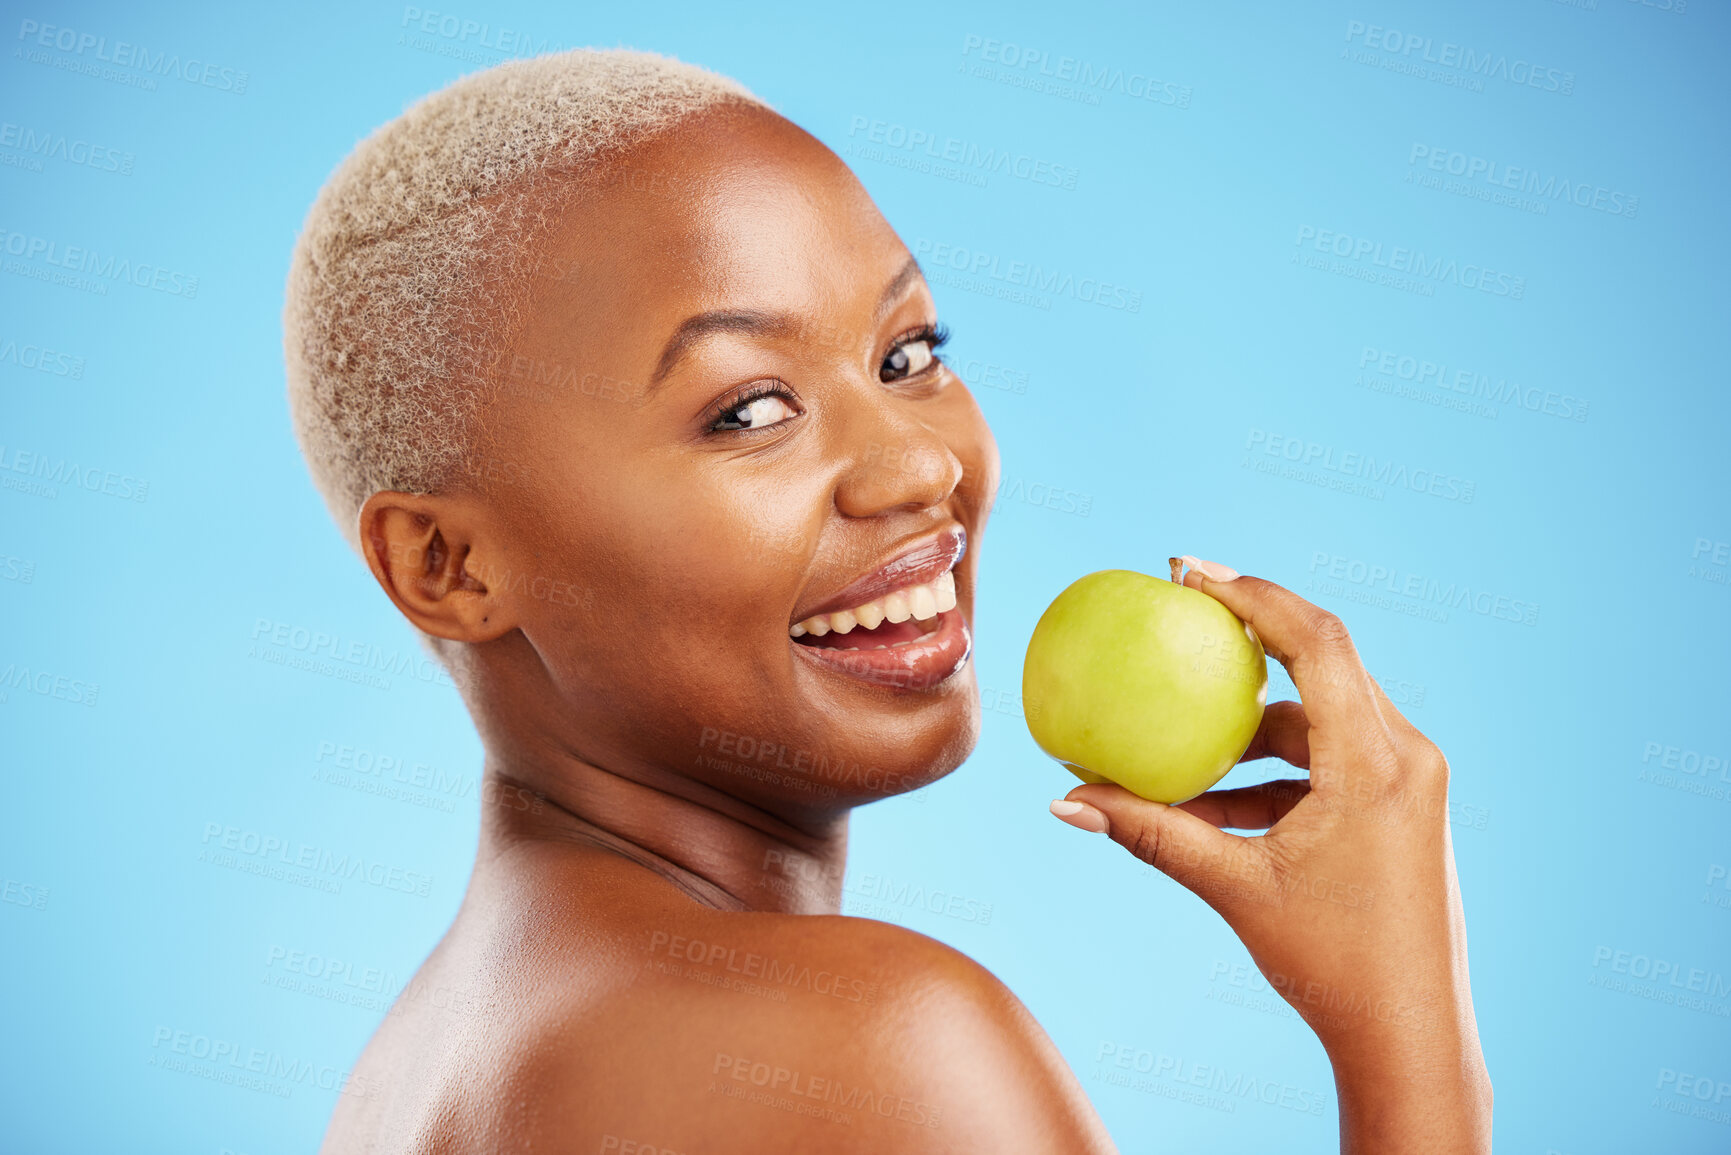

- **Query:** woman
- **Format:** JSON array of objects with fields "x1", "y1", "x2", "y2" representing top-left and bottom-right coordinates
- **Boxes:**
[{"x1": 285, "y1": 48, "x2": 1491, "y2": 1153}]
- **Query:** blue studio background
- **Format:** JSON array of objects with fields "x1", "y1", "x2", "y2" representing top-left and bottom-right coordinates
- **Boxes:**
[{"x1": 3, "y1": 1, "x2": 1728, "y2": 1151}]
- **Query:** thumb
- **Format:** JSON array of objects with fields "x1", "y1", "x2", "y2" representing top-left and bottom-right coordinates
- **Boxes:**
[{"x1": 1055, "y1": 782, "x2": 1259, "y2": 913}]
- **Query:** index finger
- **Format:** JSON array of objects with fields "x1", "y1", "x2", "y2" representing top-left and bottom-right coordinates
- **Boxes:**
[{"x1": 1172, "y1": 559, "x2": 1397, "y2": 779}]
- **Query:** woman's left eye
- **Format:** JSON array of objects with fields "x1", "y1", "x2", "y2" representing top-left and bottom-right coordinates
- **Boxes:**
[
  {"x1": 880, "y1": 327, "x2": 948, "y2": 383},
  {"x1": 712, "y1": 391, "x2": 799, "y2": 432}
]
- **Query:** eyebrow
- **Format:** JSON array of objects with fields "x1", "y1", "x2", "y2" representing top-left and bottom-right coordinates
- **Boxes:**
[{"x1": 646, "y1": 253, "x2": 926, "y2": 392}]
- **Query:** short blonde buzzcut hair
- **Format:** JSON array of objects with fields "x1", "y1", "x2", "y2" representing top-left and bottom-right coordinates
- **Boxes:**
[{"x1": 283, "y1": 48, "x2": 768, "y2": 552}]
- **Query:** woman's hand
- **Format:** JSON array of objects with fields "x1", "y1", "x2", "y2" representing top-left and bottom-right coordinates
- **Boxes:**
[{"x1": 1049, "y1": 558, "x2": 1491, "y2": 1154}]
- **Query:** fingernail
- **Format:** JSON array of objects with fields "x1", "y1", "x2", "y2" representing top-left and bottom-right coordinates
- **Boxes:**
[
  {"x1": 1050, "y1": 799, "x2": 1109, "y2": 834},
  {"x1": 1180, "y1": 555, "x2": 1239, "y2": 582}
]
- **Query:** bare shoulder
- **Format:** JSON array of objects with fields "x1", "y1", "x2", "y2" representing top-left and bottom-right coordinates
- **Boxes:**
[
  {"x1": 320, "y1": 848, "x2": 1117, "y2": 1155},
  {"x1": 508, "y1": 905, "x2": 1116, "y2": 1154}
]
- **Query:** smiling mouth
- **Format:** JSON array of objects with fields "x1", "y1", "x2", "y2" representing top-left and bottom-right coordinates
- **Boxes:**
[
  {"x1": 786, "y1": 528, "x2": 973, "y2": 689},
  {"x1": 789, "y1": 570, "x2": 956, "y2": 651}
]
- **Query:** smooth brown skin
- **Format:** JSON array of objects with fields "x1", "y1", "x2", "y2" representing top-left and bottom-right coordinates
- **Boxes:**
[{"x1": 319, "y1": 101, "x2": 1490, "y2": 1153}]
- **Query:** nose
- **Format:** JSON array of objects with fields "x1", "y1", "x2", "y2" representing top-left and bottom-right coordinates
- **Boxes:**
[{"x1": 832, "y1": 401, "x2": 964, "y2": 519}]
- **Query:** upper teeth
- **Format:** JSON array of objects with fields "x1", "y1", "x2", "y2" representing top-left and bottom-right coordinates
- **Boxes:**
[{"x1": 790, "y1": 570, "x2": 957, "y2": 638}]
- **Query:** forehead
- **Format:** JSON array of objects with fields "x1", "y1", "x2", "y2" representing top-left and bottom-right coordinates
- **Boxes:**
[{"x1": 520, "y1": 105, "x2": 908, "y2": 348}]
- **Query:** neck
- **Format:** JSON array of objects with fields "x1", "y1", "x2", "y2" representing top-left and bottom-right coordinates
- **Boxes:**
[{"x1": 477, "y1": 740, "x2": 851, "y2": 914}]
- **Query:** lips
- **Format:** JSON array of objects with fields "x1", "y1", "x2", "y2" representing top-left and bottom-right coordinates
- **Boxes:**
[
  {"x1": 791, "y1": 606, "x2": 973, "y2": 690},
  {"x1": 790, "y1": 526, "x2": 966, "y2": 625},
  {"x1": 788, "y1": 525, "x2": 972, "y2": 690}
]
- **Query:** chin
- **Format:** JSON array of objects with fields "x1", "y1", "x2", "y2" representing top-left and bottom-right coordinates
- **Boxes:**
[{"x1": 861, "y1": 664, "x2": 984, "y2": 803}]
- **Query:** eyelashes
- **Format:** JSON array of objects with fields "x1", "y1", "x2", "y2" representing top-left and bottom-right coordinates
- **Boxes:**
[
  {"x1": 881, "y1": 322, "x2": 950, "y2": 383},
  {"x1": 705, "y1": 381, "x2": 799, "y2": 433},
  {"x1": 702, "y1": 322, "x2": 952, "y2": 436}
]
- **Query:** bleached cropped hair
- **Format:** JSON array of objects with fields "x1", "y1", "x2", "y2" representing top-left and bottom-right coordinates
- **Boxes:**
[{"x1": 284, "y1": 48, "x2": 768, "y2": 552}]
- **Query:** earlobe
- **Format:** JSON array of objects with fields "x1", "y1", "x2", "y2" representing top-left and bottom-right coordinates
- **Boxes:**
[{"x1": 357, "y1": 491, "x2": 517, "y2": 644}]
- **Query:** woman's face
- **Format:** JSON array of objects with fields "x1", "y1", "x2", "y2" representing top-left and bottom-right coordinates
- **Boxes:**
[{"x1": 465, "y1": 102, "x2": 1000, "y2": 813}]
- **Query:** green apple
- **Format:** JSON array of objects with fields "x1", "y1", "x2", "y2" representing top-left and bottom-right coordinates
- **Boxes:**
[{"x1": 1022, "y1": 569, "x2": 1267, "y2": 804}]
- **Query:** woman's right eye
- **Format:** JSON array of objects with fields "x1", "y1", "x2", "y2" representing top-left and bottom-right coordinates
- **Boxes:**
[{"x1": 711, "y1": 391, "x2": 799, "y2": 432}]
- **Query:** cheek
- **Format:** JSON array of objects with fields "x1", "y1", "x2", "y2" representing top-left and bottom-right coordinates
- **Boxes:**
[
  {"x1": 950, "y1": 389, "x2": 1001, "y2": 513},
  {"x1": 698, "y1": 474, "x2": 813, "y2": 580},
  {"x1": 975, "y1": 416, "x2": 1001, "y2": 491},
  {"x1": 605, "y1": 460, "x2": 824, "y2": 636},
  {"x1": 483, "y1": 424, "x2": 814, "y2": 719}
]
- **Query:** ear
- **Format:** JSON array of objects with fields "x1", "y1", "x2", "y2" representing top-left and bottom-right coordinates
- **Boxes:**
[{"x1": 357, "y1": 490, "x2": 518, "y2": 644}]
